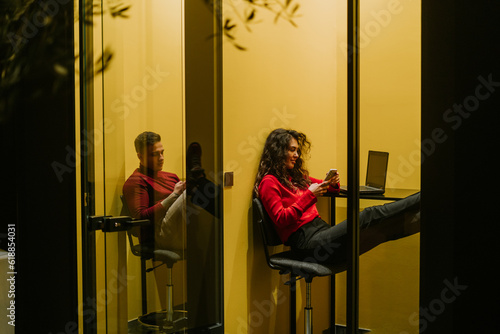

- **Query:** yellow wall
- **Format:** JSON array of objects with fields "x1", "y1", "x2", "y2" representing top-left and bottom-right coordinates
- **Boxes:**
[
  {"x1": 223, "y1": 1, "x2": 338, "y2": 333},
  {"x1": 223, "y1": 0, "x2": 420, "y2": 333}
]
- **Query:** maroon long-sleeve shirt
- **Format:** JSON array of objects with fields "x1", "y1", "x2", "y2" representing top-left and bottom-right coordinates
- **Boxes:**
[{"x1": 123, "y1": 166, "x2": 180, "y2": 244}]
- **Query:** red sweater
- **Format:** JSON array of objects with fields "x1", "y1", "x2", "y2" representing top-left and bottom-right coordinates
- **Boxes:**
[
  {"x1": 258, "y1": 174, "x2": 340, "y2": 243},
  {"x1": 122, "y1": 166, "x2": 180, "y2": 243}
]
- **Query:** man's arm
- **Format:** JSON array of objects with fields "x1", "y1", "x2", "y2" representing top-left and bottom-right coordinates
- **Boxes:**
[{"x1": 123, "y1": 177, "x2": 166, "y2": 221}]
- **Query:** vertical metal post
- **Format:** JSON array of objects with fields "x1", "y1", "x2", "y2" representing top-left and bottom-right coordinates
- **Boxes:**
[
  {"x1": 214, "y1": 0, "x2": 225, "y2": 326},
  {"x1": 185, "y1": 0, "x2": 224, "y2": 329},
  {"x1": 347, "y1": 0, "x2": 360, "y2": 333},
  {"x1": 290, "y1": 277, "x2": 297, "y2": 334},
  {"x1": 80, "y1": 0, "x2": 97, "y2": 333},
  {"x1": 304, "y1": 283, "x2": 313, "y2": 334},
  {"x1": 141, "y1": 258, "x2": 148, "y2": 314},
  {"x1": 166, "y1": 267, "x2": 174, "y2": 323},
  {"x1": 330, "y1": 198, "x2": 337, "y2": 334}
]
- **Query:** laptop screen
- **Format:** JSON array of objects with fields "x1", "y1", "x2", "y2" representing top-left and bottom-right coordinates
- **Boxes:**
[{"x1": 365, "y1": 151, "x2": 389, "y2": 189}]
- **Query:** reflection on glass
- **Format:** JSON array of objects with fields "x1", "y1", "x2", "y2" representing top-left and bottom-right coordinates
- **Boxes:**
[
  {"x1": 94, "y1": 0, "x2": 222, "y2": 332},
  {"x1": 121, "y1": 132, "x2": 221, "y2": 330}
]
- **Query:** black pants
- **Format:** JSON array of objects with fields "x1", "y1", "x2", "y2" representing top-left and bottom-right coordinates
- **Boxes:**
[
  {"x1": 189, "y1": 176, "x2": 221, "y2": 218},
  {"x1": 286, "y1": 192, "x2": 421, "y2": 264}
]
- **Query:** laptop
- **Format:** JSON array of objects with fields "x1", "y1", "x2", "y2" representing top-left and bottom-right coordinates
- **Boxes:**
[{"x1": 340, "y1": 150, "x2": 389, "y2": 194}]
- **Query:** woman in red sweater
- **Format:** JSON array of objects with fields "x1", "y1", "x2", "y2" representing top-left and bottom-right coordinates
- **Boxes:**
[{"x1": 254, "y1": 128, "x2": 420, "y2": 264}]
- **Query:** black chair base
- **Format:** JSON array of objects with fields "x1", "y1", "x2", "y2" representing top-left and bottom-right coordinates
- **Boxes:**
[
  {"x1": 137, "y1": 310, "x2": 188, "y2": 333},
  {"x1": 322, "y1": 325, "x2": 371, "y2": 334}
]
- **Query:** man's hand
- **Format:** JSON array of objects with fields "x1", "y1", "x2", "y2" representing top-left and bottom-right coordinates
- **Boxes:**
[{"x1": 173, "y1": 181, "x2": 186, "y2": 195}]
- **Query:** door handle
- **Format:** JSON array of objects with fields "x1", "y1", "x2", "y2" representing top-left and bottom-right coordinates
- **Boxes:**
[{"x1": 88, "y1": 216, "x2": 150, "y2": 232}]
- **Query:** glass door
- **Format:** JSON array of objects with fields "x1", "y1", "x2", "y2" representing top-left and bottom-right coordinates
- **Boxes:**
[
  {"x1": 80, "y1": 1, "x2": 223, "y2": 333},
  {"x1": 356, "y1": 1, "x2": 421, "y2": 333}
]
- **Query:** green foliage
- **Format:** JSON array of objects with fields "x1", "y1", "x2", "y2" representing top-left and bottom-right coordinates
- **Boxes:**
[
  {"x1": 0, "y1": 0, "x2": 301, "y2": 122},
  {"x1": 0, "y1": 0, "x2": 73, "y2": 122},
  {"x1": 0, "y1": 0, "x2": 131, "y2": 122},
  {"x1": 222, "y1": 0, "x2": 302, "y2": 50}
]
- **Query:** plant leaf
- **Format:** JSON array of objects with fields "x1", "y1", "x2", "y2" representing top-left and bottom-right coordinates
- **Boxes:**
[
  {"x1": 233, "y1": 43, "x2": 247, "y2": 51},
  {"x1": 247, "y1": 9, "x2": 255, "y2": 22},
  {"x1": 110, "y1": 4, "x2": 130, "y2": 18},
  {"x1": 274, "y1": 11, "x2": 282, "y2": 23},
  {"x1": 95, "y1": 49, "x2": 113, "y2": 74},
  {"x1": 224, "y1": 18, "x2": 236, "y2": 30}
]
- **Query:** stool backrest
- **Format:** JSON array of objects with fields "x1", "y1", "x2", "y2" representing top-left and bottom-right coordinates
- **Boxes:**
[
  {"x1": 253, "y1": 197, "x2": 283, "y2": 247},
  {"x1": 120, "y1": 195, "x2": 154, "y2": 259}
]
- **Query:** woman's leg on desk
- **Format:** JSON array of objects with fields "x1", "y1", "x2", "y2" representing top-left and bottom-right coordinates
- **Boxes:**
[{"x1": 290, "y1": 192, "x2": 421, "y2": 263}]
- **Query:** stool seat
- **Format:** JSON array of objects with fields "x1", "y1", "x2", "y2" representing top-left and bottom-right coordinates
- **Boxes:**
[
  {"x1": 153, "y1": 249, "x2": 181, "y2": 268},
  {"x1": 269, "y1": 250, "x2": 344, "y2": 282}
]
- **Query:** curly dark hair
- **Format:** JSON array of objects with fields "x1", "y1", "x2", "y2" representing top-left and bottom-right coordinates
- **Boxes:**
[
  {"x1": 253, "y1": 128, "x2": 311, "y2": 197},
  {"x1": 134, "y1": 131, "x2": 161, "y2": 154}
]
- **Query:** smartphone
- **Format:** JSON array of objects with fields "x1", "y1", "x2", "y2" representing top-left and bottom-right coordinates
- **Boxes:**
[{"x1": 324, "y1": 169, "x2": 338, "y2": 181}]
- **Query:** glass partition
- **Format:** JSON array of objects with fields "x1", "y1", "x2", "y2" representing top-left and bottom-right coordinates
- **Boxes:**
[
  {"x1": 357, "y1": 0, "x2": 421, "y2": 333},
  {"x1": 222, "y1": 0, "x2": 420, "y2": 332},
  {"x1": 80, "y1": 1, "x2": 223, "y2": 333},
  {"x1": 99, "y1": 1, "x2": 186, "y2": 332}
]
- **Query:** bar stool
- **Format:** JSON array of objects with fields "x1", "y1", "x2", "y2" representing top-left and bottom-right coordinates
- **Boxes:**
[
  {"x1": 121, "y1": 196, "x2": 187, "y2": 332},
  {"x1": 253, "y1": 197, "x2": 346, "y2": 334}
]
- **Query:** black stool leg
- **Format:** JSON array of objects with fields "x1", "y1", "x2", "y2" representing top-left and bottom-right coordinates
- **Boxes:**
[
  {"x1": 305, "y1": 282, "x2": 312, "y2": 334},
  {"x1": 141, "y1": 258, "x2": 148, "y2": 314},
  {"x1": 290, "y1": 276, "x2": 296, "y2": 334},
  {"x1": 331, "y1": 275, "x2": 336, "y2": 333},
  {"x1": 165, "y1": 266, "x2": 174, "y2": 325}
]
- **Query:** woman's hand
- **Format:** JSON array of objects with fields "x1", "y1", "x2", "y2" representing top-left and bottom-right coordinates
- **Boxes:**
[
  {"x1": 323, "y1": 172, "x2": 340, "y2": 188},
  {"x1": 308, "y1": 182, "x2": 330, "y2": 197},
  {"x1": 329, "y1": 172, "x2": 340, "y2": 186},
  {"x1": 173, "y1": 181, "x2": 186, "y2": 195},
  {"x1": 309, "y1": 172, "x2": 340, "y2": 197}
]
